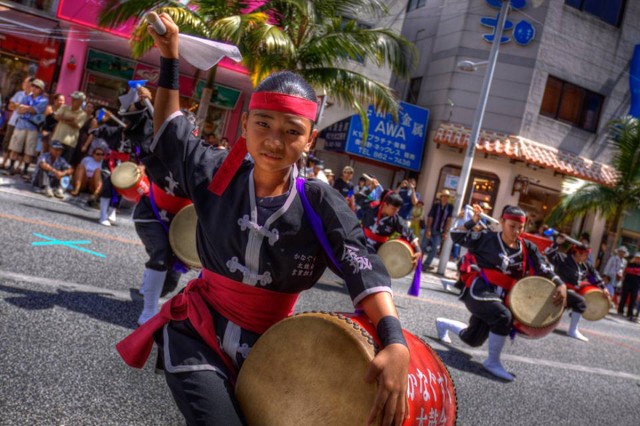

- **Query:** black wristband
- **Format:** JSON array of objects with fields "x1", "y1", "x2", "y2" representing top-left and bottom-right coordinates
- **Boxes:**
[
  {"x1": 159, "y1": 57, "x2": 179, "y2": 90},
  {"x1": 376, "y1": 316, "x2": 408, "y2": 348}
]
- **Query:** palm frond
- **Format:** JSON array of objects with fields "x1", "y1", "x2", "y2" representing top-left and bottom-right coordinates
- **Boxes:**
[
  {"x1": 546, "y1": 183, "x2": 621, "y2": 226},
  {"x1": 608, "y1": 116, "x2": 640, "y2": 184},
  {"x1": 98, "y1": 0, "x2": 173, "y2": 28}
]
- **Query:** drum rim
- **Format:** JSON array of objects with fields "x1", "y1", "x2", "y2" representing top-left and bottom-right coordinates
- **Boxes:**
[
  {"x1": 580, "y1": 288, "x2": 609, "y2": 321},
  {"x1": 168, "y1": 204, "x2": 202, "y2": 269},
  {"x1": 377, "y1": 238, "x2": 415, "y2": 278},
  {"x1": 111, "y1": 161, "x2": 141, "y2": 190},
  {"x1": 508, "y1": 276, "x2": 563, "y2": 329}
]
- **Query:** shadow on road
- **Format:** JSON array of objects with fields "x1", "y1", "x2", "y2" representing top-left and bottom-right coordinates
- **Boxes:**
[
  {"x1": 20, "y1": 203, "x2": 99, "y2": 225},
  {"x1": 423, "y1": 334, "x2": 515, "y2": 383},
  {"x1": 0, "y1": 283, "x2": 139, "y2": 329}
]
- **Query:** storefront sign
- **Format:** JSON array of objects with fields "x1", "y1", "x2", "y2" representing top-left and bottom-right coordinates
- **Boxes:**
[
  {"x1": 86, "y1": 49, "x2": 136, "y2": 80},
  {"x1": 444, "y1": 174, "x2": 460, "y2": 190},
  {"x1": 344, "y1": 102, "x2": 429, "y2": 171},
  {"x1": 482, "y1": 0, "x2": 535, "y2": 46},
  {"x1": 194, "y1": 81, "x2": 242, "y2": 110},
  {"x1": 630, "y1": 44, "x2": 640, "y2": 118},
  {"x1": 57, "y1": 0, "x2": 137, "y2": 39},
  {"x1": 320, "y1": 117, "x2": 352, "y2": 151},
  {"x1": 0, "y1": 33, "x2": 59, "y2": 86}
]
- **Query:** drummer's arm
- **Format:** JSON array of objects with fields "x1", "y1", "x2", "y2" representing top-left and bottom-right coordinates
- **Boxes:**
[
  {"x1": 147, "y1": 13, "x2": 181, "y2": 134},
  {"x1": 360, "y1": 292, "x2": 409, "y2": 426},
  {"x1": 530, "y1": 243, "x2": 567, "y2": 305}
]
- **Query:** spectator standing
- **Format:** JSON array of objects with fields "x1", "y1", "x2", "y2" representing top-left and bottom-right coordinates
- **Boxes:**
[
  {"x1": 312, "y1": 158, "x2": 328, "y2": 183},
  {"x1": 51, "y1": 91, "x2": 87, "y2": 163},
  {"x1": 6, "y1": 78, "x2": 48, "y2": 177},
  {"x1": 422, "y1": 189, "x2": 454, "y2": 271},
  {"x1": 397, "y1": 178, "x2": 419, "y2": 220},
  {"x1": 333, "y1": 166, "x2": 355, "y2": 210},
  {"x1": 32, "y1": 140, "x2": 73, "y2": 198},
  {"x1": 71, "y1": 101, "x2": 96, "y2": 165},
  {"x1": 1, "y1": 76, "x2": 32, "y2": 170},
  {"x1": 603, "y1": 246, "x2": 628, "y2": 307},
  {"x1": 618, "y1": 252, "x2": 640, "y2": 321},
  {"x1": 324, "y1": 169, "x2": 335, "y2": 186},
  {"x1": 41, "y1": 93, "x2": 65, "y2": 155}
]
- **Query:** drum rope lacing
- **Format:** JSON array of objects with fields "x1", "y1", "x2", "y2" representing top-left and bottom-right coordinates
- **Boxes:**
[
  {"x1": 237, "y1": 215, "x2": 280, "y2": 246},
  {"x1": 294, "y1": 311, "x2": 379, "y2": 352},
  {"x1": 226, "y1": 256, "x2": 273, "y2": 285}
]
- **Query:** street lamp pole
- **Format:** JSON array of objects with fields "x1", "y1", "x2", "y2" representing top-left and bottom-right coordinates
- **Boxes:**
[{"x1": 436, "y1": 0, "x2": 511, "y2": 276}]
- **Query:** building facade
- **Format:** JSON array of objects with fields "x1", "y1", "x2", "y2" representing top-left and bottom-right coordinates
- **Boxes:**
[{"x1": 396, "y1": 0, "x2": 639, "y2": 256}]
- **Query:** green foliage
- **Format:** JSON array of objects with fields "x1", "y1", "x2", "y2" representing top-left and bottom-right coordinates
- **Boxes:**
[
  {"x1": 98, "y1": 0, "x2": 417, "y2": 131},
  {"x1": 547, "y1": 116, "x2": 640, "y2": 229}
]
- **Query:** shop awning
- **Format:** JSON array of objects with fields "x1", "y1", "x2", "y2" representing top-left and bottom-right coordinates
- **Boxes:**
[{"x1": 433, "y1": 123, "x2": 618, "y2": 186}]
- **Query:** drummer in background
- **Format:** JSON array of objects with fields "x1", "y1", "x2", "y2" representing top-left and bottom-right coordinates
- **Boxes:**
[
  {"x1": 117, "y1": 13, "x2": 410, "y2": 426},
  {"x1": 361, "y1": 189, "x2": 422, "y2": 263},
  {"x1": 123, "y1": 86, "x2": 193, "y2": 324},
  {"x1": 544, "y1": 236, "x2": 607, "y2": 342},
  {"x1": 436, "y1": 205, "x2": 567, "y2": 381}
]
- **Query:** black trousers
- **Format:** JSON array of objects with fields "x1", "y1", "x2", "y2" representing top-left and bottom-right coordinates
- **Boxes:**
[
  {"x1": 459, "y1": 288, "x2": 512, "y2": 347},
  {"x1": 618, "y1": 282, "x2": 639, "y2": 318},
  {"x1": 134, "y1": 219, "x2": 181, "y2": 296},
  {"x1": 566, "y1": 290, "x2": 587, "y2": 314}
]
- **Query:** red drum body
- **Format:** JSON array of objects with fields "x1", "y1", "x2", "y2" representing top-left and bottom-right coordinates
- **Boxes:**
[
  {"x1": 578, "y1": 284, "x2": 610, "y2": 321},
  {"x1": 111, "y1": 162, "x2": 150, "y2": 202},
  {"x1": 377, "y1": 239, "x2": 415, "y2": 279},
  {"x1": 505, "y1": 276, "x2": 563, "y2": 339},
  {"x1": 236, "y1": 312, "x2": 457, "y2": 426}
]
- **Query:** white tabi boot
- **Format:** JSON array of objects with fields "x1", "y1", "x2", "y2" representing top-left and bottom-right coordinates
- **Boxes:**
[
  {"x1": 568, "y1": 312, "x2": 589, "y2": 342},
  {"x1": 138, "y1": 268, "x2": 167, "y2": 325},
  {"x1": 107, "y1": 206, "x2": 117, "y2": 224},
  {"x1": 435, "y1": 318, "x2": 467, "y2": 344},
  {"x1": 99, "y1": 197, "x2": 112, "y2": 226},
  {"x1": 482, "y1": 332, "x2": 514, "y2": 381}
]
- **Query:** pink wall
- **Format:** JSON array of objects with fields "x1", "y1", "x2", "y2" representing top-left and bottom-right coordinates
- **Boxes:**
[
  {"x1": 55, "y1": 26, "x2": 88, "y2": 97},
  {"x1": 225, "y1": 92, "x2": 246, "y2": 144}
]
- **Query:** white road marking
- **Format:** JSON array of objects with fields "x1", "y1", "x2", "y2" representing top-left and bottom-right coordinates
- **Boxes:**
[{"x1": 430, "y1": 341, "x2": 640, "y2": 381}]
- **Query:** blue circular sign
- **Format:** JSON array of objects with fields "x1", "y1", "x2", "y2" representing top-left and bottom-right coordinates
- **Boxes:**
[
  {"x1": 513, "y1": 20, "x2": 536, "y2": 45},
  {"x1": 486, "y1": 0, "x2": 527, "y2": 9}
]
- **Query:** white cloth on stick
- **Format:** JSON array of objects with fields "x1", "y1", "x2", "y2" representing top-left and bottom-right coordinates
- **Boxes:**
[{"x1": 178, "y1": 33, "x2": 242, "y2": 71}]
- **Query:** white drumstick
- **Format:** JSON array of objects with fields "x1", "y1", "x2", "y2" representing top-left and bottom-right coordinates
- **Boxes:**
[
  {"x1": 465, "y1": 205, "x2": 499, "y2": 225},
  {"x1": 145, "y1": 11, "x2": 167, "y2": 35},
  {"x1": 102, "y1": 109, "x2": 127, "y2": 128}
]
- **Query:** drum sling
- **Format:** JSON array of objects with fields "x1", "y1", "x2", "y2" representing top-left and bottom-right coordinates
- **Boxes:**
[{"x1": 116, "y1": 269, "x2": 299, "y2": 381}]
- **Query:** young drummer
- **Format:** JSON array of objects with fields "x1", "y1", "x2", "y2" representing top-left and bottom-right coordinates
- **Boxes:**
[
  {"x1": 361, "y1": 189, "x2": 422, "y2": 262},
  {"x1": 116, "y1": 13, "x2": 409, "y2": 426},
  {"x1": 436, "y1": 205, "x2": 567, "y2": 381},
  {"x1": 545, "y1": 235, "x2": 608, "y2": 341}
]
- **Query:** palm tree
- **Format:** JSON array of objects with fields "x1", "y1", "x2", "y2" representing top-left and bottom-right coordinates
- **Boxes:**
[
  {"x1": 98, "y1": 0, "x2": 415, "y2": 134},
  {"x1": 547, "y1": 116, "x2": 640, "y2": 259}
]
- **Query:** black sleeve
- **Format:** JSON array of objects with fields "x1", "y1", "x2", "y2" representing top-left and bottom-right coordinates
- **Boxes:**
[
  {"x1": 305, "y1": 181, "x2": 392, "y2": 306},
  {"x1": 450, "y1": 220, "x2": 485, "y2": 249},
  {"x1": 526, "y1": 241, "x2": 564, "y2": 286}
]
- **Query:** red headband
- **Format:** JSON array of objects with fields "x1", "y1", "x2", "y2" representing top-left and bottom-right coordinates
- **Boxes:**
[
  {"x1": 249, "y1": 92, "x2": 318, "y2": 122},
  {"x1": 502, "y1": 214, "x2": 526, "y2": 223},
  {"x1": 573, "y1": 245, "x2": 592, "y2": 253}
]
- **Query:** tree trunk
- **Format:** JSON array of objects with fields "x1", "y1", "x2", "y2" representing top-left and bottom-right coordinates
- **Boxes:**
[{"x1": 196, "y1": 66, "x2": 218, "y2": 135}]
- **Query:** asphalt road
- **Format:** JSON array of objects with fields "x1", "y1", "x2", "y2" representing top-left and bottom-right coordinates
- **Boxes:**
[{"x1": 1, "y1": 175, "x2": 639, "y2": 426}]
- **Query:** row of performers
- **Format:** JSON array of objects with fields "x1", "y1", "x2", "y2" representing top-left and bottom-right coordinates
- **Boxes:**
[{"x1": 363, "y1": 196, "x2": 614, "y2": 382}]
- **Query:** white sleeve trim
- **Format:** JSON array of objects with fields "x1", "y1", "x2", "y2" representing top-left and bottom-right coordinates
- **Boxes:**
[
  {"x1": 150, "y1": 110, "x2": 184, "y2": 152},
  {"x1": 352, "y1": 286, "x2": 393, "y2": 307}
]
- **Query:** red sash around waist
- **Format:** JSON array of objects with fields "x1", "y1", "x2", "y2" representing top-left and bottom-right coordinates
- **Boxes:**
[
  {"x1": 116, "y1": 268, "x2": 299, "y2": 379},
  {"x1": 150, "y1": 183, "x2": 192, "y2": 215},
  {"x1": 364, "y1": 227, "x2": 389, "y2": 244},
  {"x1": 462, "y1": 268, "x2": 518, "y2": 292}
]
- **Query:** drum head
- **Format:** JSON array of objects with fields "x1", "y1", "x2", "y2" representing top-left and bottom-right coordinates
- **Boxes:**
[
  {"x1": 582, "y1": 289, "x2": 609, "y2": 321},
  {"x1": 111, "y1": 162, "x2": 140, "y2": 190},
  {"x1": 168, "y1": 204, "x2": 201, "y2": 269},
  {"x1": 509, "y1": 276, "x2": 563, "y2": 328},
  {"x1": 236, "y1": 313, "x2": 377, "y2": 426},
  {"x1": 377, "y1": 239, "x2": 415, "y2": 279}
]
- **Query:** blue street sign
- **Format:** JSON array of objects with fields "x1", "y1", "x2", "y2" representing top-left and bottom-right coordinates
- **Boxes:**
[
  {"x1": 320, "y1": 116, "x2": 352, "y2": 152},
  {"x1": 344, "y1": 102, "x2": 429, "y2": 171},
  {"x1": 486, "y1": 0, "x2": 526, "y2": 9},
  {"x1": 513, "y1": 20, "x2": 536, "y2": 45},
  {"x1": 481, "y1": 14, "x2": 514, "y2": 43}
]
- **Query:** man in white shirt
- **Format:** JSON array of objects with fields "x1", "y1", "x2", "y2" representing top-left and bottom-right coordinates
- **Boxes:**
[{"x1": 603, "y1": 246, "x2": 628, "y2": 307}]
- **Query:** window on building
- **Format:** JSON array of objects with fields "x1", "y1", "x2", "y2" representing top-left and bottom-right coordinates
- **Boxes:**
[
  {"x1": 540, "y1": 76, "x2": 604, "y2": 133},
  {"x1": 406, "y1": 77, "x2": 422, "y2": 104},
  {"x1": 565, "y1": 0, "x2": 626, "y2": 27},
  {"x1": 407, "y1": 0, "x2": 427, "y2": 12}
]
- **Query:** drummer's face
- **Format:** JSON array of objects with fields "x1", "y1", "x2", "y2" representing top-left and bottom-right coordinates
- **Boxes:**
[
  {"x1": 501, "y1": 219, "x2": 525, "y2": 243},
  {"x1": 574, "y1": 251, "x2": 589, "y2": 263},
  {"x1": 243, "y1": 109, "x2": 316, "y2": 174}
]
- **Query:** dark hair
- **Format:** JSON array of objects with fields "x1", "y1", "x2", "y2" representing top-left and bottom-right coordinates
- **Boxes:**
[
  {"x1": 501, "y1": 205, "x2": 527, "y2": 218},
  {"x1": 254, "y1": 71, "x2": 318, "y2": 121},
  {"x1": 381, "y1": 190, "x2": 403, "y2": 208}
]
